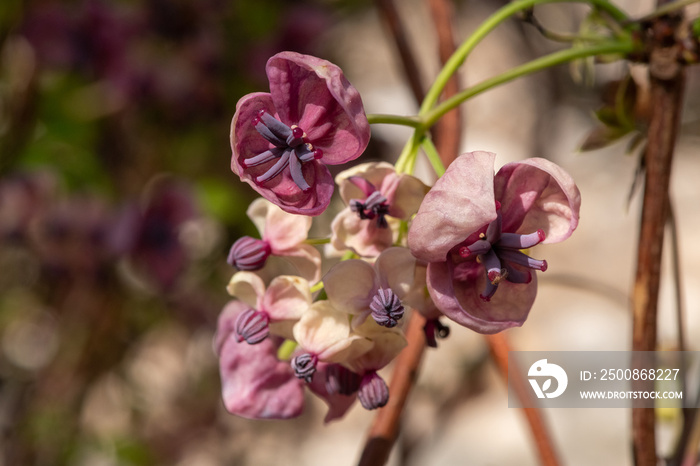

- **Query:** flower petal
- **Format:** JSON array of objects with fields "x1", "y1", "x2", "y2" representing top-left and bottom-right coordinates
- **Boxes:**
[
  {"x1": 266, "y1": 52, "x2": 370, "y2": 165},
  {"x1": 408, "y1": 151, "x2": 498, "y2": 263},
  {"x1": 324, "y1": 259, "x2": 378, "y2": 314},
  {"x1": 262, "y1": 275, "x2": 312, "y2": 321},
  {"x1": 293, "y1": 301, "x2": 373, "y2": 362},
  {"x1": 385, "y1": 173, "x2": 429, "y2": 220},
  {"x1": 494, "y1": 157, "x2": 581, "y2": 243},
  {"x1": 330, "y1": 207, "x2": 395, "y2": 258},
  {"x1": 215, "y1": 301, "x2": 304, "y2": 419},
  {"x1": 335, "y1": 162, "x2": 395, "y2": 205},
  {"x1": 226, "y1": 271, "x2": 266, "y2": 309},
  {"x1": 426, "y1": 260, "x2": 536, "y2": 334},
  {"x1": 374, "y1": 247, "x2": 416, "y2": 299},
  {"x1": 246, "y1": 197, "x2": 312, "y2": 251},
  {"x1": 308, "y1": 362, "x2": 357, "y2": 423}
]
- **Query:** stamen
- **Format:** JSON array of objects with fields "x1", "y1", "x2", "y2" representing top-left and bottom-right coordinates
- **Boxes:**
[
  {"x1": 255, "y1": 150, "x2": 291, "y2": 184},
  {"x1": 460, "y1": 239, "x2": 490, "y2": 258},
  {"x1": 325, "y1": 364, "x2": 362, "y2": 396},
  {"x1": 234, "y1": 308, "x2": 270, "y2": 344},
  {"x1": 357, "y1": 372, "x2": 389, "y2": 410},
  {"x1": 480, "y1": 249, "x2": 503, "y2": 283},
  {"x1": 497, "y1": 248, "x2": 548, "y2": 271},
  {"x1": 369, "y1": 287, "x2": 404, "y2": 328},
  {"x1": 227, "y1": 236, "x2": 271, "y2": 270},
  {"x1": 498, "y1": 229, "x2": 545, "y2": 249},
  {"x1": 242, "y1": 148, "x2": 284, "y2": 168},
  {"x1": 289, "y1": 151, "x2": 311, "y2": 191},
  {"x1": 291, "y1": 353, "x2": 318, "y2": 383},
  {"x1": 502, "y1": 262, "x2": 532, "y2": 284},
  {"x1": 479, "y1": 279, "x2": 498, "y2": 302}
]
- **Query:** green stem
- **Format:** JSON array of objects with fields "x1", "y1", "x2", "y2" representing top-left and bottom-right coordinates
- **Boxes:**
[
  {"x1": 633, "y1": 0, "x2": 700, "y2": 23},
  {"x1": 305, "y1": 237, "x2": 331, "y2": 245},
  {"x1": 419, "y1": 0, "x2": 628, "y2": 115},
  {"x1": 310, "y1": 281, "x2": 325, "y2": 293},
  {"x1": 366, "y1": 113, "x2": 424, "y2": 128},
  {"x1": 277, "y1": 339, "x2": 298, "y2": 361},
  {"x1": 395, "y1": 130, "x2": 424, "y2": 175},
  {"x1": 421, "y1": 137, "x2": 446, "y2": 177},
  {"x1": 424, "y1": 40, "x2": 635, "y2": 127}
]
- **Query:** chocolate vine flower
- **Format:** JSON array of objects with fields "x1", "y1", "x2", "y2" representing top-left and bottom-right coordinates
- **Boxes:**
[
  {"x1": 227, "y1": 198, "x2": 321, "y2": 283},
  {"x1": 226, "y1": 271, "x2": 312, "y2": 344},
  {"x1": 231, "y1": 51, "x2": 371, "y2": 216},
  {"x1": 323, "y1": 247, "x2": 416, "y2": 328},
  {"x1": 214, "y1": 300, "x2": 305, "y2": 420},
  {"x1": 331, "y1": 162, "x2": 428, "y2": 257},
  {"x1": 408, "y1": 151, "x2": 580, "y2": 334}
]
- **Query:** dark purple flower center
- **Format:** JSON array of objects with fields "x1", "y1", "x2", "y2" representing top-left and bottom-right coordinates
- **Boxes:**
[
  {"x1": 423, "y1": 318, "x2": 450, "y2": 348},
  {"x1": 357, "y1": 371, "x2": 389, "y2": 410},
  {"x1": 244, "y1": 110, "x2": 323, "y2": 192},
  {"x1": 227, "y1": 236, "x2": 271, "y2": 270},
  {"x1": 369, "y1": 287, "x2": 404, "y2": 327},
  {"x1": 291, "y1": 352, "x2": 318, "y2": 383},
  {"x1": 325, "y1": 364, "x2": 362, "y2": 396},
  {"x1": 458, "y1": 205, "x2": 547, "y2": 302},
  {"x1": 234, "y1": 308, "x2": 270, "y2": 344},
  {"x1": 350, "y1": 191, "x2": 390, "y2": 228}
]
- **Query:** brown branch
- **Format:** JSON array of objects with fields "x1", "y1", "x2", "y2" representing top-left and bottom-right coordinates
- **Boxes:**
[
  {"x1": 357, "y1": 312, "x2": 427, "y2": 466},
  {"x1": 631, "y1": 7, "x2": 686, "y2": 465},
  {"x1": 374, "y1": 0, "x2": 425, "y2": 103},
  {"x1": 427, "y1": 0, "x2": 462, "y2": 167},
  {"x1": 486, "y1": 333, "x2": 561, "y2": 466}
]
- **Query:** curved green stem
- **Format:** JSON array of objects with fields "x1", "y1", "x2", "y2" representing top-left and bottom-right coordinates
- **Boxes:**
[
  {"x1": 421, "y1": 137, "x2": 446, "y2": 177},
  {"x1": 367, "y1": 113, "x2": 424, "y2": 128},
  {"x1": 419, "y1": 0, "x2": 629, "y2": 115},
  {"x1": 423, "y1": 40, "x2": 635, "y2": 127}
]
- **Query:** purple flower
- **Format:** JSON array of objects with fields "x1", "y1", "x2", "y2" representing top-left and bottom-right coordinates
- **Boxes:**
[
  {"x1": 231, "y1": 51, "x2": 370, "y2": 216},
  {"x1": 331, "y1": 162, "x2": 428, "y2": 257},
  {"x1": 408, "y1": 151, "x2": 581, "y2": 334},
  {"x1": 214, "y1": 300, "x2": 305, "y2": 420}
]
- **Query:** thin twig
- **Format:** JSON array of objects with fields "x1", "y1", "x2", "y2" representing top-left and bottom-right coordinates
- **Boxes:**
[
  {"x1": 374, "y1": 0, "x2": 425, "y2": 103},
  {"x1": 427, "y1": 0, "x2": 462, "y2": 168},
  {"x1": 631, "y1": 5, "x2": 686, "y2": 464},
  {"x1": 486, "y1": 333, "x2": 561, "y2": 466},
  {"x1": 357, "y1": 312, "x2": 427, "y2": 466}
]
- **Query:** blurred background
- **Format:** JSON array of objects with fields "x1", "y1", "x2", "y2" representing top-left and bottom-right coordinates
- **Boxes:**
[{"x1": 0, "y1": 0, "x2": 698, "y2": 465}]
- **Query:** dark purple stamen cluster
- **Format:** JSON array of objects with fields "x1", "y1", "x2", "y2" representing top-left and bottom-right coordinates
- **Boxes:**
[
  {"x1": 369, "y1": 287, "x2": 404, "y2": 328},
  {"x1": 325, "y1": 364, "x2": 362, "y2": 396},
  {"x1": 244, "y1": 110, "x2": 322, "y2": 191},
  {"x1": 458, "y1": 203, "x2": 547, "y2": 302},
  {"x1": 350, "y1": 191, "x2": 390, "y2": 228},
  {"x1": 357, "y1": 372, "x2": 389, "y2": 410},
  {"x1": 227, "y1": 236, "x2": 271, "y2": 270},
  {"x1": 234, "y1": 308, "x2": 270, "y2": 345},
  {"x1": 424, "y1": 318, "x2": 450, "y2": 348},
  {"x1": 291, "y1": 353, "x2": 318, "y2": 383}
]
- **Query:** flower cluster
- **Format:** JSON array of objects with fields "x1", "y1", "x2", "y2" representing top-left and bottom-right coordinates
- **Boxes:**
[{"x1": 215, "y1": 52, "x2": 581, "y2": 421}]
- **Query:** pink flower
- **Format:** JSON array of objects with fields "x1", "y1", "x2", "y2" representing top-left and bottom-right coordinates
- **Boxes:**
[
  {"x1": 214, "y1": 300, "x2": 305, "y2": 420},
  {"x1": 408, "y1": 151, "x2": 581, "y2": 334},
  {"x1": 331, "y1": 162, "x2": 428, "y2": 257},
  {"x1": 323, "y1": 247, "x2": 417, "y2": 328},
  {"x1": 227, "y1": 198, "x2": 322, "y2": 283},
  {"x1": 231, "y1": 51, "x2": 370, "y2": 216},
  {"x1": 226, "y1": 271, "x2": 312, "y2": 345}
]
